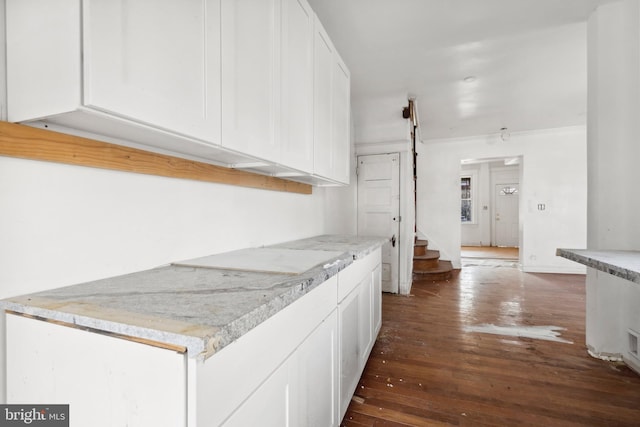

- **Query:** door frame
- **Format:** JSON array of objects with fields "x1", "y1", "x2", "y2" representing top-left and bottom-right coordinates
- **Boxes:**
[
  {"x1": 356, "y1": 153, "x2": 400, "y2": 293},
  {"x1": 355, "y1": 143, "x2": 415, "y2": 296}
]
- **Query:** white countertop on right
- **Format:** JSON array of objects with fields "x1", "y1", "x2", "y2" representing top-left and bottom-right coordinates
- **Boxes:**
[{"x1": 556, "y1": 248, "x2": 640, "y2": 284}]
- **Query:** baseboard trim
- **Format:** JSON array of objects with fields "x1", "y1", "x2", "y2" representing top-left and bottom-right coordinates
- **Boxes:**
[{"x1": 522, "y1": 265, "x2": 586, "y2": 274}]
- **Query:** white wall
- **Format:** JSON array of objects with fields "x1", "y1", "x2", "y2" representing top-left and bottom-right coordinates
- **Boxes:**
[
  {"x1": 324, "y1": 123, "x2": 358, "y2": 235},
  {"x1": 352, "y1": 94, "x2": 411, "y2": 144},
  {"x1": 0, "y1": 0, "x2": 358, "y2": 400},
  {"x1": 417, "y1": 126, "x2": 587, "y2": 273},
  {"x1": 587, "y1": 0, "x2": 640, "y2": 250},
  {"x1": 0, "y1": 159, "x2": 331, "y2": 292},
  {"x1": 585, "y1": 0, "x2": 640, "y2": 365}
]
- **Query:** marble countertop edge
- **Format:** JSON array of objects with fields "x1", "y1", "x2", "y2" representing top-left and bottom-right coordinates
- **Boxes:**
[
  {"x1": 556, "y1": 248, "x2": 640, "y2": 285},
  {"x1": 1, "y1": 300, "x2": 208, "y2": 357}
]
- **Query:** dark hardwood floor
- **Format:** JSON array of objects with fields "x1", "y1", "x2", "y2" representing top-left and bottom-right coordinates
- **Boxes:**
[{"x1": 341, "y1": 258, "x2": 640, "y2": 426}]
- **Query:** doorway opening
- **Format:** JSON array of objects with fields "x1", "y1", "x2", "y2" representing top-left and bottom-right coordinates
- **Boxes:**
[
  {"x1": 461, "y1": 246, "x2": 519, "y2": 259},
  {"x1": 459, "y1": 156, "x2": 522, "y2": 262}
]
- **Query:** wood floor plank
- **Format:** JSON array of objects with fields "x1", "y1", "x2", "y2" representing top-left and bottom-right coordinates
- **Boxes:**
[{"x1": 341, "y1": 255, "x2": 640, "y2": 426}]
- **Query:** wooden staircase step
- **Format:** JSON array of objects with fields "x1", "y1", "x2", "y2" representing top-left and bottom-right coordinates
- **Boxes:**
[
  {"x1": 413, "y1": 239, "x2": 429, "y2": 256},
  {"x1": 413, "y1": 250, "x2": 441, "y2": 270},
  {"x1": 413, "y1": 260, "x2": 454, "y2": 281}
]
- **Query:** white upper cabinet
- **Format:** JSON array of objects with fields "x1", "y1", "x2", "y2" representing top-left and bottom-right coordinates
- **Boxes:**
[
  {"x1": 6, "y1": 0, "x2": 349, "y2": 185},
  {"x1": 313, "y1": 19, "x2": 335, "y2": 180},
  {"x1": 221, "y1": 0, "x2": 280, "y2": 163},
  {"x1": 6, "y1": 0, "x2": 81, "y2": 122},
  {"x1": 280, "y1": 0, "x2": 315, "y2": 173},
  {"x1": 313, "y1": 17, "x2": 351, "y2": 185},
  {"x1": 7, "y1": 0, "x2": 222, "y2": 146},
  {"x1": 332, "y1": 54, "x2": 351, "y2": 185},
  {"x1": 83, "y1": 0, "x2": 221, "y2": 143},
  {"x1": 222, "y1": 0, "x2": 315, "y2": 173}
]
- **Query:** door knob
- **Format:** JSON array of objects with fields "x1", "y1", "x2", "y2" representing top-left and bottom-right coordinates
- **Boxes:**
[{"x1": 391, "y1": 234, "x2": 396, "y2": 247}]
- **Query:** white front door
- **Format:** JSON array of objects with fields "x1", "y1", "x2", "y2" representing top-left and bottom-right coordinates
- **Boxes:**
[
  {"x1": 494, "y1": 183, "x2": 519, "y2": 247},
  {"x1": 357, "y1": 153, "x2": 400, "y2": 293}
]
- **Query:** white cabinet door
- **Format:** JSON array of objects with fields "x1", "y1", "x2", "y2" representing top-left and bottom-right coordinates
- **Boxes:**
[
  {"x1": 332, "y1": 54, "x2": 351, "y2": 184},
  {"x1": 313, "y1": 18, "x2": 334, "y2": 179},
  {"x1": 221, "y1": 0, "x2": 280, "y2": 163},
  {"x1": 6, "y1": 0, "x2": 82, "y2": 122},
  {"x1": 372, "y1": 264, "x2": 383, "y2": 336},
  {"x1": 280, "y1": 0, "x2": 314, "y2": 172},
  {"x1": 313, "y1": 17, "x2": 351, "y2": 184},
  {"x1": 338, "y1": 284, "x2": 362, "y2": 419},
  {"x1": 337, "y1": 249, "x2": 382, "y2": 420},
  {"x1": 222, "y1": 357, "x2": 292, "y2": 427},
  {"x1": 358, "y1": 275, "x2": 374, "y2": 368},
  {"x1": 7, "y1": 314, "x2": 187, "y2": 427},
  {"x1": 83, "y1": 0, "x2": 221, "y2": 144},
  {"x1": 295, "y1": 309, "x2": 339, "y2": 427}
]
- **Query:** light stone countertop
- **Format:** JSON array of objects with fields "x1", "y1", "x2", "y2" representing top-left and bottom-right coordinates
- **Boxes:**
[
  {"x1": 1, "y1": 235, "x2": 386, "y2": 359},
  {"x1": 556, "y1": 248, "x2": 640, "y2": 284}
]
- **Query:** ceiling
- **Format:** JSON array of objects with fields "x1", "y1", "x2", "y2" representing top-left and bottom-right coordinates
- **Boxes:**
[{"x1": 307, "y1": 0, "x2": 616, "y2": 141}]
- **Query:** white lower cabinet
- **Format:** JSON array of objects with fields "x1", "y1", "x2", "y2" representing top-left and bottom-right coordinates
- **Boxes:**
[
  {"x1": 5, "y1": 249, "x2": 381, "y2": 427},
  {"x1": 222, "y1": 310, "x2": 339, "y2": 427},
  {"x1": 338, "y1": 284, "x2": 362, "y2": 415},
  {"x1": 337, "y1": 250, "x2": 382, "y2": 420}
]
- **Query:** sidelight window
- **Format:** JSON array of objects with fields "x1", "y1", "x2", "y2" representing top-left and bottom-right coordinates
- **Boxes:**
[{"x1": 461, "y1": 176, "x2": 472, "y2": 222}]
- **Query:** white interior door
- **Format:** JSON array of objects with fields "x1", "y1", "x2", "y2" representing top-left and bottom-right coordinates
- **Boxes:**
[
  {"x1": 494, "y1": 183, "x2": 519, "y2": 247},
  {"x1": 357, "y1": 154, "x2": 400, "y2": 293}
]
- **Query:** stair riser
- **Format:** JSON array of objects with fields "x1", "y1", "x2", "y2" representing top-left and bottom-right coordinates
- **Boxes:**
[
  {"x1": 414, "y1": 246, "x2": 426, "y2": 256},
  {"x1": 414, "y1": 240, "x2": 428, "y2": 257},
  {"x1": 413, "y1": 259, "x2": 440, "y2": 270},
  {"x1": 413, "y1": 271, "x2": 452, "y2": 281}
]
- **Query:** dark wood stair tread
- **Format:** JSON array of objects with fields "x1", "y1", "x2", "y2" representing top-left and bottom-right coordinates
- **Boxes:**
[{"x1": 413, "y1": 260, "x2": 453, "y2": 274}]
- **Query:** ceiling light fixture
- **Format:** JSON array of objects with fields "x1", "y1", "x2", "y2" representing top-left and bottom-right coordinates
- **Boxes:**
[
  {"x1": 500, "y1": 127, "x2": 510, "y2": 142},
  {"x1": 463, "y1": 76, "x2": 476, "y2": 83}
]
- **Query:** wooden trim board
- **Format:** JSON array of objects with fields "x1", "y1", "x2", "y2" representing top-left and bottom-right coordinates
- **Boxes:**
[
  {"x1": 0, "y1": 121, "x2": 312, "y2": 194},
  {"x1": 6, "y1": 310, "x2": 188, "y2": 354}
]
